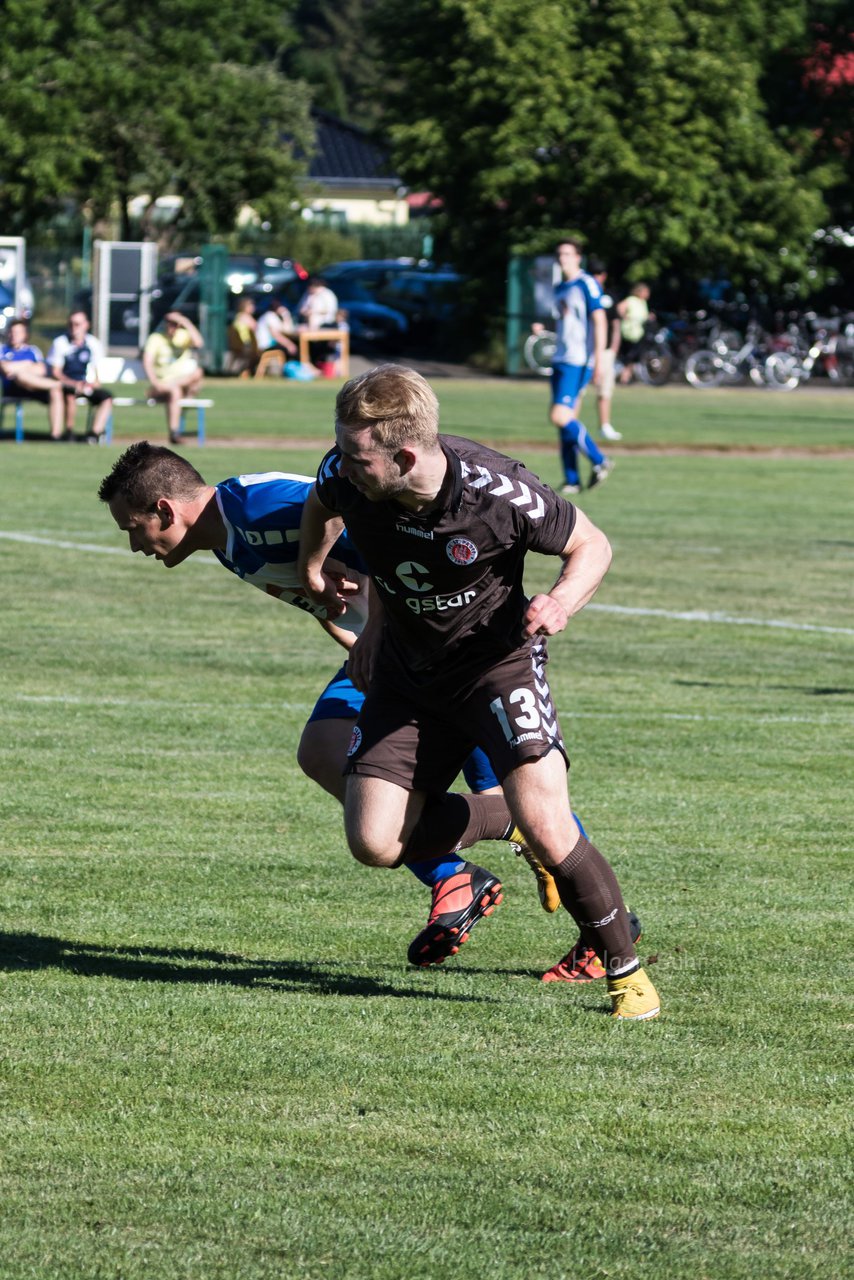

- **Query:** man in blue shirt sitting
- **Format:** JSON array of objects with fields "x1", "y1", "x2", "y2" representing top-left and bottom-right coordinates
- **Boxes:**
[{"x1": 0, "y1": 318, "x2": 66, "y2": 439}]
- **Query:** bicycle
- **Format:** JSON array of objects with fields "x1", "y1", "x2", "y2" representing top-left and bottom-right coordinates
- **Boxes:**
[
  {"x1": 684, "y1": 322, "x2": 773, "y2": 388},
  {"x1": 634, "y1": 324, "x2": 676, "y2": 385},
  {"x1": 763, "y1": 313, "x2": 850, "y2": 390},
  {"x1": 523, "y1": 328, "x2": 557, "y2": 376}
]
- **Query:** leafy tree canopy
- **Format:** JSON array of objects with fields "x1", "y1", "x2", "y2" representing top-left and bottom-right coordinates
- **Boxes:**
[
  {"x1": 283, "y1": 0, "x2": 385, "y2": 130},
  {"x1": 0, "y1": 0, "x2": 314, "y2": 242},
  {"x1": 371, "y1": 0, "x2": 831, "y2": 299}
]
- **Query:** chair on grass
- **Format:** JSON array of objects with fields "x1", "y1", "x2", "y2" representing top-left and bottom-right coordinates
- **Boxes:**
[{"x1": 254, "y1": 349, "x2": 286, "y2": 379}]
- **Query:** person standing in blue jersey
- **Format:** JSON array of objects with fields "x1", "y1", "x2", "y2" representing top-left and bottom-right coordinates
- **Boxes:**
[
  {"x1": 98, "y1": 442, "x2": 621, "y2": 977},
  {"x1": 531, "y1": 240, "x2": 614, "y2": 494}
]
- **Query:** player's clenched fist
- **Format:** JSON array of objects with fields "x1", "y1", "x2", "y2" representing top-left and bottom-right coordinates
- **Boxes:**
[{"x1": 523, "y1": 593, "x2": 569, "y2": 637}]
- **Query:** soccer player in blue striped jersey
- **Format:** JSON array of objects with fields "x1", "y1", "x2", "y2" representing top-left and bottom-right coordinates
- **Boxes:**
[
  {"x1": 531, "y1": 240, "x2": 614, "y2": 494},
  {"x1": 100, "y1": 442, "x2": 614, "y2": 974}
]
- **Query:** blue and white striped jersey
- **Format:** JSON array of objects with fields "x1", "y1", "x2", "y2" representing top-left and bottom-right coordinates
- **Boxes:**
[
  {"x1": 214, "y1": 471, "x2": 367, "y2": 634},
  {"x1": 553, "y1": 272, "x2": 603, "y2": 367}
]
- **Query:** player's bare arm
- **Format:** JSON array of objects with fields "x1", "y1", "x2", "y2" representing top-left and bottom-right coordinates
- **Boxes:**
[
  {"x1": 346, "y1": 580, "x2": 385, "y2": 693},
  {"x1": 297, "y1": 486, "x2": 349, "y2": 619},
  {"x1": 317, "y1": 565, "x2": 368, "y2": 651},
  {"x1": 319, "y1": 616, "x2": 357, "y2": 651},
  {"x1": 591, "y1": 308, "x2": 607, "y2": 385},
  {"x1": 523, "y1": 507, "x2": 612, "y2": 637}
]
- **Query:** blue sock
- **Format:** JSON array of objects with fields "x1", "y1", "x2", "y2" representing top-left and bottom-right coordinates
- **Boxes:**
[
  {"x1": 559, "y1": 426, "x2": 580, "y2": 485},
  {"x1": 574, "y1": 419, "x2": 605, "y2": 467},
  {"x1": 407, "y1": 854, "x2": 466, "y2": 886}
]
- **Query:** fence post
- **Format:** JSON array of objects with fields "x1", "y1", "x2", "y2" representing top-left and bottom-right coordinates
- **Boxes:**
[
  {"x1": 505, "y1": 255, "x2": 535, "y2": 376},
  {"x1": 199, "y1": 245, "x2": 228, "y2": 374}
]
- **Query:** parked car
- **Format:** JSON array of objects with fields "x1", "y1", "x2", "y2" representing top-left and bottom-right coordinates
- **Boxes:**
[
  {"x1": 316, "y1": 260, "x2": 473, "y2": 351},
  {"x1": 319, "y1": 259, "x2": 417, "y2": 292},
  {"x1": 146, "y1": 256, "x2": 308, "y2": 330},
  {"x1": 315, "y1": 260, "x2": 418, "y2": 349},
  {"x1": 0, "y1": 283, "x2": 18, "y2": 337},
  {"x1": 0, "y1": 278, "x2": 34, "y2": 336},
  {"x1": 74, "y1": 255, "x2": 309, "y2": 348},
  {"x1": 376, "y1": 270, "x2": 467, "y2": 348}
]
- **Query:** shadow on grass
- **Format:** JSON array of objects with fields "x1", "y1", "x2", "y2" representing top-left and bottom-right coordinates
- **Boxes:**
[
  {"x1": 0, "y1": 931, "x2": 494, "y2": 1003},
  {"x1": 674, "y1": 678, "x2": 853, "y2": 696}
]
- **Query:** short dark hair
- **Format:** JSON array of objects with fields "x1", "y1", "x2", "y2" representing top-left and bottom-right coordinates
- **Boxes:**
[
  {"x1": 98, "y1": 441, "x2": 206, "y2": 509},
  {"x1": 586, "y1": 255, "x2": 607, "y2": 276}
]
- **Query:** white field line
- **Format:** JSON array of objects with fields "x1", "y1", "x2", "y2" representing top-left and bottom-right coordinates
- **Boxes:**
[
  {"x1": 586, "y1": 602, "x2": 854, "y2": 636},
  {"x1": 1, "y1": 529, "x2": 853, "y2": 637},
  {"x1": 0, "y1": 529, "x2": 218, "y2": 565},
  {"x1": 8, "y1": 695, "x2": 847, "y2": 727}
]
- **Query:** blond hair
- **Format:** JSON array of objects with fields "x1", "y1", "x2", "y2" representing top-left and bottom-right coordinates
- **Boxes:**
[{"x1": 335, "y1": 364, "x2": 440, "y2": 452}]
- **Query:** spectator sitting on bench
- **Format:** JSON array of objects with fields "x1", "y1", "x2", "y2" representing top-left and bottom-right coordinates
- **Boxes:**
[
  {"x1": 224, "y1": 296, "x2": 260, "y2": 377},
  {"x1": 142, "y1": 311, "x2": 204, "y2": 444},
  {"x1": 256, "y1": 299, "x2": 298, "y2": 359},
  {"x1": 47, "y1": 309, "x2": 113, "y2": 442},
  {"x1": 0, "y1": 318, "x2": 66, "y2": 439}
]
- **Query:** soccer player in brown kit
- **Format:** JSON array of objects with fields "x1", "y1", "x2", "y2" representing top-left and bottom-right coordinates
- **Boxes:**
[{"x1": 298, "y1": 364, "x2": 660, "y2": 1019}]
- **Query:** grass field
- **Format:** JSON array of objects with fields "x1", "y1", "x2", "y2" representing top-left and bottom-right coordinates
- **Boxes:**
[
  {"x1": 9, "y1": 370, "x2": 850, "y2": 454},
  {"x1": 0, "y1": 381, "x2": 851, "y2": 1279}
]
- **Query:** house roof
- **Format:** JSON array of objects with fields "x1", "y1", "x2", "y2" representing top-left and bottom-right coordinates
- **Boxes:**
[{"x1": 307, "y1": 109, "x2": 402, "y2": 190}]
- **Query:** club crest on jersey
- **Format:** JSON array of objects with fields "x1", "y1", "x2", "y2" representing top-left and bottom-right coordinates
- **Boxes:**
[
  {"x1": 347, "y1": 726, "x2": 362, "y2": 757},
  {"x1": 446, "y1": 537, "x2": 478, "y2": 566}
]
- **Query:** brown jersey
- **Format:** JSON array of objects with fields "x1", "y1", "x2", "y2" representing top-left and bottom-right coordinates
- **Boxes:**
[{"x1": 316, "y1": 435, "x2": 575, "y2": 686}]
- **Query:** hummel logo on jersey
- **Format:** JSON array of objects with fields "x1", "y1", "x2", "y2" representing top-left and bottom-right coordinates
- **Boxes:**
[
  {"x1": 460, "y1": 461, "x2": 546, "y2": 521},
  {"x1": 395, "y1": 522, "x2": 434, "y2": 540}
]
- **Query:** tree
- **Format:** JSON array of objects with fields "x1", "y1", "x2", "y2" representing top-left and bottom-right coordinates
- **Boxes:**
[
  {"x1": 0, "y1": 0, "x2": 314, "y2": 242},
  {"x1": 764, "y1": 0, "x2": 854, "y2": 299},
  {"x1": 283, "y1": 0, "x2": 386, "y2": 130},
  {"x1": 370, "y1": 0, "x2": 828, "y2": 311}
]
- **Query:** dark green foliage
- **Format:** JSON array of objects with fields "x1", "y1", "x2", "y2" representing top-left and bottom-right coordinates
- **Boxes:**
[
  {"x1": 370, "y1": 0, "x2": 837, "y2": 306},
  {"x1": 283, "y1": 0, "x2": 386, "y2": 129},
  {"x1": 0, "y1": 0, "x2": 313, "y2": 241}
]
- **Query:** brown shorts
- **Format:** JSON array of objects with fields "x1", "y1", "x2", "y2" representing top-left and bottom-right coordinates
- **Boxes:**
[{"x1": 345, "y1": 638, "x2": 568, "y2": 793}]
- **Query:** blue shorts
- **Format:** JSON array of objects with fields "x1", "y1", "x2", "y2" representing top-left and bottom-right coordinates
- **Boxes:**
[
  {"x1": 308, "y1": 665, "x2": 500, "y2": 792},
  {"x1": 551, "y1": 362, "x2": 593, "y2": 408},
  {"x1": 307, "y1": 664, "x2": 364, "y2": 722}
]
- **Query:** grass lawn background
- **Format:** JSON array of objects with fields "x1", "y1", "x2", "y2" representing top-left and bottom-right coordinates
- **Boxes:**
[{"x1": 0, "y1": 382, "x2": 851, "y2": 1279}]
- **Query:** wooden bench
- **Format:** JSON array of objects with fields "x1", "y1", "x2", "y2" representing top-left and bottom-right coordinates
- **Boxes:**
[
  {"x1": 109, "y1": 397, "x2": 214, "y2": 445},
  {"x1": 1, "y1": 394, "x2": 101, "y2": 443},
  {"x1": 253, "y1": 348, "x2": 286, "y2": 379},
  {"x1": 1, "y1": 395, "x2": 213, "y2": 445}
]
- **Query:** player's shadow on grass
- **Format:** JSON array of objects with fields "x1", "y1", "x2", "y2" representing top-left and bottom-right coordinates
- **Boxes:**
[
  {"x1": 0, "y1": 931, "x2": 493, "y2": 1003},
  {"x1": 674, "y1": 678, "x2": 853, "y2": 696}
]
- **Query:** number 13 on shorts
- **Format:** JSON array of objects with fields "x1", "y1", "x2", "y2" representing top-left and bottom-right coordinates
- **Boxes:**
[{"x1": 490, "y1": 689, "x2": 541, "y2": 740}]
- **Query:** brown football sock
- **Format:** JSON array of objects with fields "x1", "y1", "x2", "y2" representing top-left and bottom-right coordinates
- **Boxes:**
[
  {"x1": 551, "y1": 835, "x2": 638, "y2": 975},
  {"x1": 401, "y1": 793, "x2": 513, "y2": 864}
]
